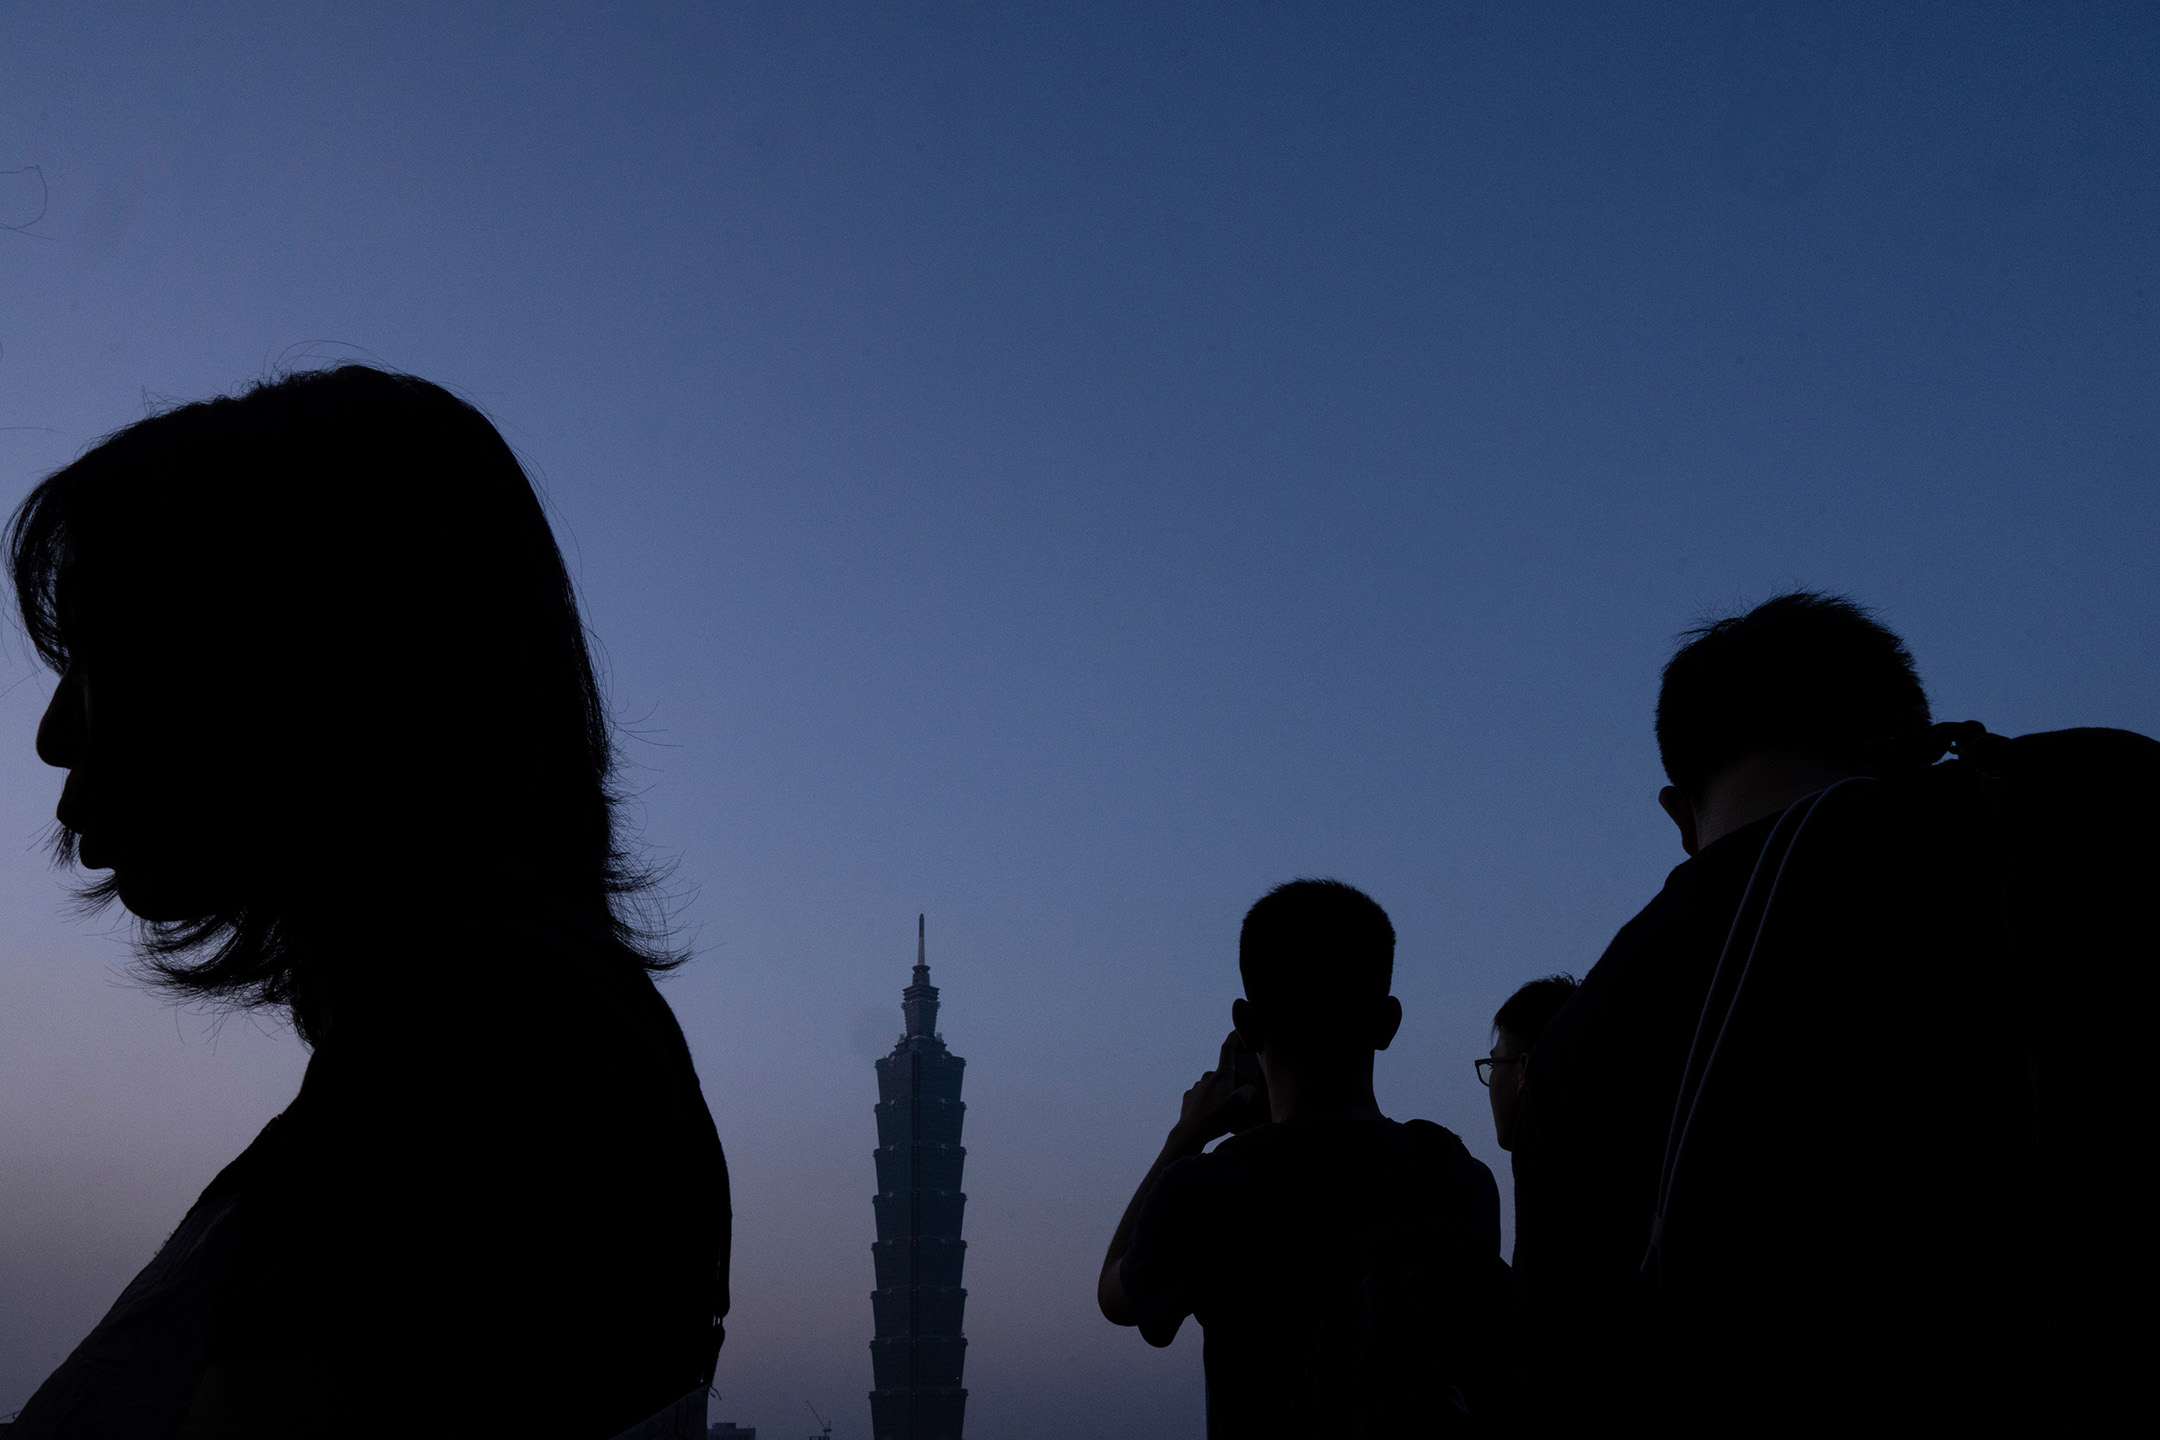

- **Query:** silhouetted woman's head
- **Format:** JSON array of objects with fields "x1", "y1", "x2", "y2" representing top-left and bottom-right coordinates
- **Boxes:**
[{"x1": 9, "y1": 365, "x2": 671, "y2": 1017}]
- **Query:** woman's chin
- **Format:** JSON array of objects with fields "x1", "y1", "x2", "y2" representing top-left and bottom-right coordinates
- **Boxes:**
[{"x1": 112, "y1": 869, "x2": 217, "y2": 923}]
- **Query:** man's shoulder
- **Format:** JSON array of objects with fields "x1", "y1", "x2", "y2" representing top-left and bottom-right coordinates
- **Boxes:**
[
  {"x1": 1400, "y1": 1120, "x2": 1504, "y2": 1254},
  {"x1": 1399, "y1": 1116, "x2": 1471, "y2": 1152},
  {"x1": 1198, "y1": 1116, "x2": 1505, "y2": 1261},
  {"x1": 1557, "y1": 811, "x2": 1782, "y2": 1033},
  {"x1": 1210, "y1": 1115, "x2": 1485, "y2": 1184},
  {"x1": 1624, "y1": 815, "x2": 1774, "y2": 946},
  {"x1": 1520, "y1": 811, "x2": 1784, "y2": 1173},
  {"x1": 1399, "y1": 1118, "x2": 1490, "y2": 1180}
]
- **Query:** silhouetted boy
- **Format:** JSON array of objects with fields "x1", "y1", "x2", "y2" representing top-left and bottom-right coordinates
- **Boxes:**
[{"x1": 1098, "y1": 880, "x2": 1508, "y2": 1438}]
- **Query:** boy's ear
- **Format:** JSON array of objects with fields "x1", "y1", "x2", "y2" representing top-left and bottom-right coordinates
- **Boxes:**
[
  {"x1": 1373, "y1": 995, "x2": 1404, "y2": 1052},
  {"x1": 1231, "y1": 997, "x2": 1262, "y2": 1054}
]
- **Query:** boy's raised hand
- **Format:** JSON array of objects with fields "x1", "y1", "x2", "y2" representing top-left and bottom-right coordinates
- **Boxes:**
[{"x1": 1172, "y1": 1031, "x2": 1258, "y2": 1150}]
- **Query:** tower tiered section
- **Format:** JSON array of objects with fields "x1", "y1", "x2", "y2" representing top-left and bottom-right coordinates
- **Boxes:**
[{"x1": 869, "y1": 917, "x2": 968, "y2": 1440}]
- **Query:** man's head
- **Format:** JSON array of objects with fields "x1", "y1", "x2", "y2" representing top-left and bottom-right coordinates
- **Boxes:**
[
  {"x1": 1484, "y1": 974, "x2": 1577, "y2": 1151},
  {"x1": 1233, "y1": 879, "x2": 1401, "y2": 1067},
  {"x1": 1654, "y1": 592, "x2": 1930, "y2": 854}
]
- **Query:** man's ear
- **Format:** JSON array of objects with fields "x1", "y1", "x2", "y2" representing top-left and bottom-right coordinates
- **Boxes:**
[
  {"x1": 1231, "y1": 997, "x2": 1262, "y2": 1055},
  {"x1": 1373, "y1": 995, "x2": 1404, "y2": 1052},
  {"x1": 1658, "y1": 785, "x2": 1701, "y2": 858}
]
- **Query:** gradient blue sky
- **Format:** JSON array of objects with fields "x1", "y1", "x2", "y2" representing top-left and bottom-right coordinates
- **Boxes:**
[{"x1": 3, "y1": 4, "x2": 2155, "y2": 1435}]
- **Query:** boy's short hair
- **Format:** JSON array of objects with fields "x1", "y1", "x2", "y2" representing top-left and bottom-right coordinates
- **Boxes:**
[
  {"x1": 1656, "y1": 592, "x2": 1930, "y2": 800},
  {"x1": 1239, "y1": 879, "x2": 1395, "y2": 1047},
  {"x1": 1492, "y1": 974, "x2": 1578, "y2": 1048}
]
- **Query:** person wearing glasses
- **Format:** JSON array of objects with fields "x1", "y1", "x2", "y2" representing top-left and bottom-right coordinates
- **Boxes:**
[{"x1": 1476, "y1": 975, "x2": 1577, "y2": 1156}]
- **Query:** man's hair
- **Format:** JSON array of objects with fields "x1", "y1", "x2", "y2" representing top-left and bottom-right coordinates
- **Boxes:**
[
  {"x1": 1238, "y1": 879, "x2": 1395, "y2": 1048},
  {"x1": 1656, "y1": 592, "x2": 1930, "y2": 799},
  {"x1": 1492, "y1": 974, "x2": 1577, "y2": 1048},
  {"x1": 6, "y1": 364, "x2": 677, "y2": 1011}
]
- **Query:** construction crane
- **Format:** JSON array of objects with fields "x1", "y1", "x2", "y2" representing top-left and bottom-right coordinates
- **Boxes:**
[{"x1": 804, "y1": 1399, "x2": 833, "y2": 1440}]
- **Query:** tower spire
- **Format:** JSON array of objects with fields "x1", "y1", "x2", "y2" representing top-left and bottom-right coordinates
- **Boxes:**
[{"x1": 903, "y1": 915, "x2": 939, "y2": 1039}]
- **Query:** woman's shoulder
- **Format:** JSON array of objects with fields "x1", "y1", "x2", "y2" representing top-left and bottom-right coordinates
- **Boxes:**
[
  {"x1": 474, "y1": 905, "x2": 678, "y2": 1021},
  {"x1": 317, "y1": 905, "x2": 706, "y2": 1122}
]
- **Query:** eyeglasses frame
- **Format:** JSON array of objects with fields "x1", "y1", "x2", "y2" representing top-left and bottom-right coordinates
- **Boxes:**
[{"x1": 1474, "y1": 1054, "x2": 1527, "y2": 1087}]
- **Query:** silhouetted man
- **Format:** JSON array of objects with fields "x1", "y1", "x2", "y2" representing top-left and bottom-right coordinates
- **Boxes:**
[
  {"x1": 1098, "y1": 880, "x2": 1509, "y2": 1438},
  {"x1": 1513, "y1": 594, "x2": 1954, "y2": 1429},
  {"x1": 1511, "y1": 593, "x2": 2146, "y2": 1431}
]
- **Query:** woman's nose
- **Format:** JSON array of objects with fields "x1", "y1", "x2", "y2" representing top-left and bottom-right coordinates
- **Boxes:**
[{"x1": 36, "y1": 666, "x2": 87, "y2": 769}]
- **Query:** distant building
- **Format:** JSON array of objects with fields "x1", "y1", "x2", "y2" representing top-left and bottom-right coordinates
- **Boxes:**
[
  {"x1": 868, "y1": 916, "x2": 969, "y2": 1440},
  {"x1": 706, "y1": 1425, "x2": 756, "y2": 1440}
]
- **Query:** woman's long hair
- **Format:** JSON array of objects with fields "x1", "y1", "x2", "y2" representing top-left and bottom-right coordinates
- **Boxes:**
[{"x1": 7, "y1": 365, "x2": 680, "y2": 1016}]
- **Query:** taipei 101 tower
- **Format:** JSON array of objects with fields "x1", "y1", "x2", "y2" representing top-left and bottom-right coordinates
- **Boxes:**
[{"x1": 869, "y1": 917, "x2": 968, "y2": 1440}]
